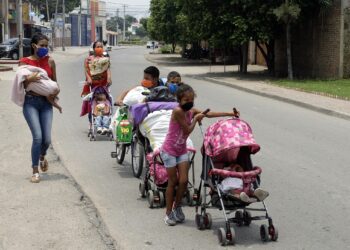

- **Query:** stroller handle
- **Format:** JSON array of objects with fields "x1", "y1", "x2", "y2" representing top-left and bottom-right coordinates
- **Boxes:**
[
  {"x1": 187, "y1": 147, "x2": 197, "y2": 153},
  {"x1": 198, "y1": 108, "x2": 210, "y2": 126}
]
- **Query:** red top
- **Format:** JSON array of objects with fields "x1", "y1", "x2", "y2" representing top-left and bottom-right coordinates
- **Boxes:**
[{"x1": 19, "y1": 56, "x2": 53, "y2": 79}]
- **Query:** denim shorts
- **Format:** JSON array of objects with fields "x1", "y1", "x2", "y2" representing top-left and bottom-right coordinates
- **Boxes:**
[{"x1": 160, "y1": 151, "x2": 189, "y2": 168}]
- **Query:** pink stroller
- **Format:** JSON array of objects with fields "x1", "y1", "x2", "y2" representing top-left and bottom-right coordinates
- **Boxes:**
[
  {"x1": 195, "y1": 118, "x2": 278, "y2": 245},
  {"x1": 139, "y1": 146, "x2": 197, "y2": 209}
]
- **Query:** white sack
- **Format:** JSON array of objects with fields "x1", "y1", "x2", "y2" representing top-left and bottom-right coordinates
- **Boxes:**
[
  {"x1": 139, "y1": 110, "x2": 193, "y2": 150},
  {"x1": 123, "y1": 86, "x2": 150, "y2": 106}
]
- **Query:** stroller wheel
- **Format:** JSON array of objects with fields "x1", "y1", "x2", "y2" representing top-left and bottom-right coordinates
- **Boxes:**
[
  {"x1": 204, "y1": 213, "x2": 212, "y2": 229},
  {"x1": 159, "y1": 191, "x2": 165, "y2": 207},
  {"x1": 260, "y1": 224, "x2": 269, "y2": 242},
  {"x1": 269, "y1": 225, "x2": 279, "y2": 241},
  {"x1": 139, "y1": 182, "x2": 146, "y2": 198},
  {"x1": 195, "y1": 214, "x2": 205, "y2": 230},
  {"x1": 217, "y1": 227, "x2": 227, "y2": 246},
  {"x1": 227, "y1": 227, "x2": 236, "y2": 245},
  {"x1": 235, "y1": 211, "x2": 244, "y2": 227},
  {"x1": 147, "y1": 190, "x2": 154, "y2": 208},
  {"x1": 243, "y1": 211, "x2": 252, "y2": 226}
]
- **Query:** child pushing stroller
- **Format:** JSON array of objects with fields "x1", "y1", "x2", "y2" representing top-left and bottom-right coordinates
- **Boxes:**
[{"x1": 160, "y1": 84, "x2": 239, "y2": 226}]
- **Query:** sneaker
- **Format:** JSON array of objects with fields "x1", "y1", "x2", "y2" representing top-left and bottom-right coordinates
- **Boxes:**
[
  {"x1": 31, "y1": 173, "x2": 40, "y2": 183},
  {"x1": 173, "y1": 206, "x2": 185, "y2": 223},
  {"x1": 101, "y1": 128, "x2": 108, "y2": 135},
  {"x1": 97, "y1": 127, "x2": 102, "y2": 134},
  {"x1": 239, "y1": 192, "x2": 251, "y2": 203},
  {"x1": 164, "y1": 212, "x2": 177, "y2": 226},
  {"x1": 254, "y1": 188, "x2": 269, "y2": 201}
]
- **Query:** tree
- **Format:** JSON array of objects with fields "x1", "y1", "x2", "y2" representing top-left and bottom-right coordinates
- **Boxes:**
[
  {"x1": 140, "y1": 18, "x2": 148, "y2": 32},
  {"x1": 106, "y1": 14, "x2": 137, "y2": 33},
  {"x1": 149, "y1": 0, "x2": 333, "y2": 75},
  {"x1": 135, "y1": 26, "x2": 147, "y2": 37},
  {"x1": 106, "y1": 16, "x2": 123, "y2": 32},
  {"x1": 30, "y1": 0, "x2": 80, "y2": 21},
  {"x1": 274, "y1": 1, "x2": 301, "y2": 80},
  {"x1": 148, "y1": 0, "x2": 182, "y2": 53}
]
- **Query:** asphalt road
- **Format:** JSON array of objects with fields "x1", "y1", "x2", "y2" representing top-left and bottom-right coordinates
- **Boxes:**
[{"x1": 52, "y1": 47, "x2": 350, "y2": 250}]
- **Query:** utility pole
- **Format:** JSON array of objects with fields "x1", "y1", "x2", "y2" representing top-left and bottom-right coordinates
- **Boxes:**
[
  {"x1": 116, "y1": 8, "x2": 119, "y2": 46},
  {"x1": 62, "y1": 0, "x2": 65, "y2": 51},
  {"x1": 17, "y1": 0, "x2": 23, "y2": 59},
  {"x1": 123, "y1": 4, "x2": 126, "y2": 41},
  {"x1": 78, "y1": 0, "x2": 82, "y2": 46},
  {"x1": 4, "y1": 0, "x2": 9, "y2": 41},
  {"x1": 46, "y1": 0, "x2": 50, "y2": 22},
  {"x1": 53, "y1": 0, "x2": 59, "y2": 49}
]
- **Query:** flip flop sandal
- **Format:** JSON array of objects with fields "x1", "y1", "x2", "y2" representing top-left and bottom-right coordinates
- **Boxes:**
[
  {"x1": 31, "y1": 173, "x2": 41, "y2": 183},
  {"x1": 39, "y1": 159, "x2": 49, "y2": 172}
]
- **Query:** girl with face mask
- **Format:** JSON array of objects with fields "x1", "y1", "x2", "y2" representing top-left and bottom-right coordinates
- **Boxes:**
[
  {"x1": 18, "y1": 33, "x2": 59, "y2": 183},
  {"x1": 161, "y1": 84, "x2": 239, "y2": 226}
]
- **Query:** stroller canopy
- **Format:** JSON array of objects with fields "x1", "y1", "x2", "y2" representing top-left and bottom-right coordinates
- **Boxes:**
[{"x1": 203, "y1": 118, "x2": 260, "y2": 159}]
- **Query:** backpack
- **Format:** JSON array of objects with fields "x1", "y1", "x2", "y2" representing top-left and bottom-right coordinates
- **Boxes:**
[{"x1": 145, "y1": 86, "x2": 176, "y2": 102}]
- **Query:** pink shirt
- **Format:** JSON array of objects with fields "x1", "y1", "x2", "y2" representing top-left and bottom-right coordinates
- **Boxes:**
[{"x1": 162, "y1": 110, "x2": 193, "y2": 156}]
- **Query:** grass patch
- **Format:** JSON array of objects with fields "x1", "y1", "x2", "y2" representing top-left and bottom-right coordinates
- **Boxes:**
[{"x1": 271, "y1": 79, "x2": 350, "y2": 100}]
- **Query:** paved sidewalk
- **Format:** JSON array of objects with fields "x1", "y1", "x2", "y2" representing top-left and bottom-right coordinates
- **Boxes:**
[
  {"x1": 146, "y1": 53, "x2": 350, "y2": 120},
  {"x1": 0, "y1": 53, "x2": 115, "y2": 250}
]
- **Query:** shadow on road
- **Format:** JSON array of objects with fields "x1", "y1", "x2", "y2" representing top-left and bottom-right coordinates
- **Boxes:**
[{"x1": 112, "y1": 161, "x2": 136, "y2": 179}]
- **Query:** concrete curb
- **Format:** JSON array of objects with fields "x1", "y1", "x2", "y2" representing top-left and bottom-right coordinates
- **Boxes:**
[
  {"x1": 0, "y1": 60, "x2": 18, "y2": 64},
  {"x1": 0, "y1": 65, "x2": 13, "y2": 72},
  {"x1": 52, "y1": 50, "x2": 88, "y2": 57},
  {"x1": 192, "y1": 76, "x2": 350, "y2": 121}
]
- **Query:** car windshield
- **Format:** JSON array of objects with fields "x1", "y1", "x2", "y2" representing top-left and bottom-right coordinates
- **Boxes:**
[{"x1": 2, "y1": 38, "x2": 17, "y2": 45}]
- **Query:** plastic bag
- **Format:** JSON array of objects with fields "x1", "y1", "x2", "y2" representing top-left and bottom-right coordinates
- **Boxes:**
[{"x1": 123, "y1": 86, "x2": 150, "y2": 106}]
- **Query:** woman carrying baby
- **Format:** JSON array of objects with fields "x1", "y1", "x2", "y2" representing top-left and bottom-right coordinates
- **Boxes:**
[{"x1": 17, "y1": 33, "x2": 59, "y2": 183}]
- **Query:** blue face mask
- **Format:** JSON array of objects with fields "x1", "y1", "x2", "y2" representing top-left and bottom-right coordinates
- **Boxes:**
[
  {"x1": 168, "y1": 83, "x2": 178, "y2": 94},
  {"x1": 37, "y1": 47, "x2": 48, "y2": 58}
]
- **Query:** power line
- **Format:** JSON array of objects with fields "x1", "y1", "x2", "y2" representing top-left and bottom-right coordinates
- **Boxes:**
[
  {"x1": 105, "y1": 1, "x2": 149, "y2": 7},
  {"x1": 78, "y1": 7, "x2": 149, "y2": 13}
]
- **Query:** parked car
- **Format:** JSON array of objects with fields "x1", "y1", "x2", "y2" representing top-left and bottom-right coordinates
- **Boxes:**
[
  {"x1": 146, "y1": 41, "x2": 158, "y2": 49},
  {"x1": 0, "y1": 38, "x2": 32, "y2": 60}
]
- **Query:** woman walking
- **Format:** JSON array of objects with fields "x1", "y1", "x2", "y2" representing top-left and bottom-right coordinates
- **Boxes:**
[{"x1": 17, "y1": 33, "x2": 59, "y2": 183}]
